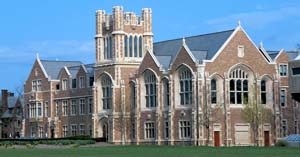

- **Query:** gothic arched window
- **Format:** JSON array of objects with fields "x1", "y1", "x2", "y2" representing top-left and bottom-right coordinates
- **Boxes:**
[
  {"x1": 139, "y1": 36, "x2": 143, "y2": 57},
  {"x1": 229, "y1": 69, "x2": 248, "y2": 104},
  {"x1": 179, "y1": 67, "x2": 193, "y2": 105},
  {"x1": 101, "y1": 74, "x2": 112, "y2": 109},
  {"x1": 211, "y1": 79, "x2": 217, "y2": 104}
]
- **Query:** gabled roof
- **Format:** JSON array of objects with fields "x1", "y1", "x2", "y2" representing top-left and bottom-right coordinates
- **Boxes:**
[
  {"x1": 267, "y1": 50, "x2": 299, "y2": 61},
  {"x1": 294, "y1": 54, "x2": 300, "y2": 60},
  {"x1": 266, "y1": 51, "x2": 280, "y2": 60},
  {"x1": 65, "y1": 64, "x2": 95, "y2": 79},
  {"x1": 153, "y1": 29, "x2": 235, "y2": 62},
  {"x1": 40, "y1": 60, "x2": 82, "y2": 80}
]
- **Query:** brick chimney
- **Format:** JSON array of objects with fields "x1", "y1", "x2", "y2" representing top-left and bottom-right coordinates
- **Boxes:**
[{"x1": 1, "y1": 89, "x2": 8, "y2": 113}]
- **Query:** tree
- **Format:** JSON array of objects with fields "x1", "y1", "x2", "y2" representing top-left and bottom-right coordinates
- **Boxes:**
[{"x1": 241, "y1": 86, "x2": 273, "y2": 146}]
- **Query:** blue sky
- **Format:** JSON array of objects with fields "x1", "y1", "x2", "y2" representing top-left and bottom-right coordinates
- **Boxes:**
[{"x1": 1, "y1": 0, "x2": 300, "y2": 94}]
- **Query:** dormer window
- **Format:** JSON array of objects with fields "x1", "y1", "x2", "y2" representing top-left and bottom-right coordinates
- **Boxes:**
[{"x1": 62, "y1": 79, "x2": 68, "y2": 91}]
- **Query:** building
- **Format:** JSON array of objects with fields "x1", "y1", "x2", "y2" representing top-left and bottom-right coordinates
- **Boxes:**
[
  {"x1": 289, "y1": 54, "x2": 300, "y2": 102},
  {"x1": 0, "y1": 90, "x2": 23, "y2": 138},
  {"x1": 23, "y1": 6, "x2": 299, "y2": 146}
]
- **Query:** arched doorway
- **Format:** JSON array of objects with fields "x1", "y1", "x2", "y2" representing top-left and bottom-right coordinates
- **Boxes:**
[{"x1": 99, "y1": 117, "x2": 108, "y2": 142}]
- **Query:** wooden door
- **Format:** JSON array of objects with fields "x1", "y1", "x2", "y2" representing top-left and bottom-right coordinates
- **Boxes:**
[
  {"x1": 214, "y1": 131, "x2": 220, "y2": 147},
  {"x1": 264, "y1": 131, "x2": 270, "y2": 146}
]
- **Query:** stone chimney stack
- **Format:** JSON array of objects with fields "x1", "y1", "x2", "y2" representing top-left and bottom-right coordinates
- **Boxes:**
[{"x1": 1, "y1": 89, "x2": 8, "y2": 113}]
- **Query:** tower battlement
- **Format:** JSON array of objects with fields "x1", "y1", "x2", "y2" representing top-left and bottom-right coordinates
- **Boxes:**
[{"x1": 95, "y1": 6, "x2": 153, "y2": 64}]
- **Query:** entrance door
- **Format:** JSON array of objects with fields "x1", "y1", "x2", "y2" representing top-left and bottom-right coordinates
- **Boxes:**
[
  {"x1": 102, "y1": 124, "x2": 108, "y2": 142},
  {"x1": 264, "y1": 131, "x2": 270, "y2": 146},
  {"x1": 214, "y1": 131, "x2": 220, "y2": 147},
  {"x1": 51, "y1": 129, "x2": 55, "y2": 138}
]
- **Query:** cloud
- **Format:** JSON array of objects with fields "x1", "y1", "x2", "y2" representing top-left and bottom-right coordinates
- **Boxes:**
[
  {"x1": 206, "y1": 5, "x2": 300, "y2": 30},
  {"x1": 0, "y1": 40, "x2": 94, "y2": 64}
]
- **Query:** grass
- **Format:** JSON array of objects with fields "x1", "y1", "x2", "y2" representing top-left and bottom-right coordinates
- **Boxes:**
[{"x1": 1, "y1": 145, "x2": 300, "y2": 157}]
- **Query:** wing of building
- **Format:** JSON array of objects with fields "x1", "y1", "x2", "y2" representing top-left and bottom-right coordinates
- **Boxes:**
[{"x1": 23, "y1": 6, "x2": 300, "y2": 146}]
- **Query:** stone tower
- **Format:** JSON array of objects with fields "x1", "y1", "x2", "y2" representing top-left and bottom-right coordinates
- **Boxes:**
[{"x1": 93, "y1": 6, "x2": 153, "y2": 144}]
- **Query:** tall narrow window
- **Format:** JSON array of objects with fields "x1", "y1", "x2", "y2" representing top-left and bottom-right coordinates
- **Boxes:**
[
  {"x1": 130, "y1": 83, "x2": 136, "y2": 110},
  {"x1": 62, "y1": 79, "x2": 67, "y2": 90},
  {"x1": 72, "y1": 79, "x2": 77, "y2": 88},
  {"x1": 124, "y1": 35, "x2": 128, "y2": 57},
  {"x1": 88, "y1": 98, "x2": 93, "y2": 114},
  {"x1": 45, "y1": 102, "x2": 48, "y2": 117},
  {"x1": 37, "y1": 80, "x2": 42, "y2": 91},
  {"x1": 280, "y1": 89, "x2": 286, "y2": 107},
  {"x1": 132, "y1": 123, "x2": 136, "y2": 139},
  {"x1": 63, "y1": 125, "x2": 68, "y2": 137},
  {"x1": 62, "y1": 100, "x2": 68, "y2": 116},
  {"x1": 80, "y1": 124, "x2": 86, "y2": 135},
  {"x1": 179, "y1": 67, "x2": 193, "y2": 105},
  {"x1": 229, "y1": 68, "x2": 248, "y2": 105},
  {"x1": 261, "y1": 80, "x2": 267, "y2": 104},
  {"x1": 71, "y1": 100, "x2": 77, "y2": 115},
  {"x1": 165, "y1": 121, "x2": 169, "y2": 139},
  {"x1": 134, "y1": 36, "x2": 138, "y2": 57},
  {"x1": 79, "y1": 77, "x2": 85, "y2": 88},
  {"x1": 211, "y1": 79, "x2": 217, "y2": 104},
  {"x1": 79, "y1": 99, "x2": 86, "y2": 115},
  {"x1": 71, "y1": 124, "x2": 77, "y2": 136},
  {"x1": 163, "y1": 79, "x2": 170, "y2": 107},
  {"x1": 37, "y1": 102, "x2": 42, "y2": 117},
  {"x1": 104, "y1": 37, "x2": 107, "y2": 59},
  {"x1": 138, "y1": 36, "x2": 143, "y2": 57},
  {"x1": 282, "y1": 120, "x2": 287, "y2": 137},
  {"x1": 55, "y1": 101, "x2": 59, "y2": 116},
  {"x1": 109, "y1": 36, "x2": 113, "y2": 58},
  {"x1": 101, "y1": 74, "x2": 112, "y2": 110},
  {"x1": 129, "y1": 36, "x2": 133, "y2": 57},
  {"x1": 89, "y1": 77, "x2": 94, "y2": 87},
  {"x1": 32, "y1": 80, "x2": 37, "y2": 91},
  {"x1": 144, "y1": 70, "x2": 157, "y2": 108}
]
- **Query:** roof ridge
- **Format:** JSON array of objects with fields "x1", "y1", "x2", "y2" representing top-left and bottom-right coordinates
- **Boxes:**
[
  {"x1": 40, "y1": 59, "x2": 82, "y2": 63},
  {"x1": 154, "y1": 29, "x2": 235, "y2": 44}
]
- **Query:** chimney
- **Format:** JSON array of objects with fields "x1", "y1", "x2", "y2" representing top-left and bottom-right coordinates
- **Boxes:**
[{"x1": 1, "y1": 89, "x2": 8, "y2": 113}]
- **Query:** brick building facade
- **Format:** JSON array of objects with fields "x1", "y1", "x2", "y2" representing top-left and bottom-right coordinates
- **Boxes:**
[{"x1": 23, "y1": 6, "x2": 299, "y2": 146}]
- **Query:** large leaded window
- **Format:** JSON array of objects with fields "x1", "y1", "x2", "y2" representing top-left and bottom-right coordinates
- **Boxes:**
[
  {"x1": 211, "y1": 79, "x2": 217, "y2": 104},
  {"x1": 229, "y1": 68, "x2": 248, "y2": 105},
  {"x1": 144, "y1": 70, "x2": 157, "y2": 108},
  {"x1": 124, "y1": 35, "x2": 143, "y2": 58},
  {"x1": 179, "y1": 67, "x2": 193, "y2": 105},
  {"x1": 101, "y1": 74, "x2": 112, "y2": 110}
]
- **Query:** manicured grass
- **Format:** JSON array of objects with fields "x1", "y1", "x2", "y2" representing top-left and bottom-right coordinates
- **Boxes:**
[{"x1": 1, "y1": 145, "x2": 300, "y2": 157}]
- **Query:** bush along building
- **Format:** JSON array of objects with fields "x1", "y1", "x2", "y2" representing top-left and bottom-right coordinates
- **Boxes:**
[
  {"x1": 0, "y1": 90, "x2": 23, "y2": 138},
  {"x1": 23, "y1": 6, "x2": 300, "y2": 146}
]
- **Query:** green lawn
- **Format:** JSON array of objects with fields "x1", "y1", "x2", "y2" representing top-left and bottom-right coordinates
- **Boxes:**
[{"x1": 1, "y1": 146, "x2": 299, "y2": 157}]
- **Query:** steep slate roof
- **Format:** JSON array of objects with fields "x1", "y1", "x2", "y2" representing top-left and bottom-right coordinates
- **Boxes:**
[
  {"x1": 286, "y1": 51, "x2": 300, "y2": 60},
  {"x1": 267, "y1": 50, "x2": 299, "y2": 61},
  {"x1": 155, "y1": 55, "x2": 172, "y2": 69},
  {"x1": 266, "y1": 51, "x2": 279, "y2": 60},
  {"x1": 153, "y1": 29, "x2": 235, "y2": 65},
  {"x1": 1, "y1": 110, "x2": 13, "y2": 118},
  {"x1": 66, "y1": 64, "x2": 95, "y2": 78},
  {"x1": 40, "y1": 60, "x2": 82, "y2": 80}
]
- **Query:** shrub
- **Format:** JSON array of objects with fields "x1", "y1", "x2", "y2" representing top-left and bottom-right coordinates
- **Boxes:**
[
  {"x1": 25, "y1": 144, "x2": 34, "y2": 149},
  {"x1": 275, "y1": 140, "x2": 288, "y2": 147}
]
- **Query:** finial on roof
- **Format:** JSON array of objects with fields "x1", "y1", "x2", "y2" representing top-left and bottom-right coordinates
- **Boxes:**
[
  {"x1": 182, "y1": 37, "x2": 186, "y2": 45},
  {"x1": 238, "y1": 20, "x2": 241, "y2": 27},
  {"x1": 259, "y1": 41, "x2": 263, "y2": 48},
  {"x1": 36, "y1": 53, "x2": 39, "y2": 59}
]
